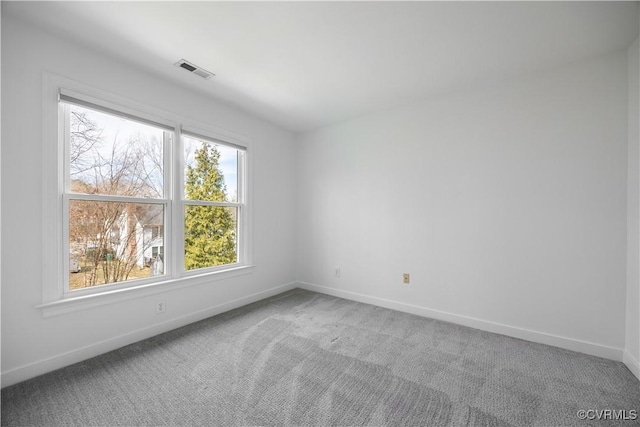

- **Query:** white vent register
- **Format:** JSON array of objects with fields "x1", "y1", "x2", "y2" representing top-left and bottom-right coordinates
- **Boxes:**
[{"x1": 174, "y1": 59, "x2": 215, "y2": 80}]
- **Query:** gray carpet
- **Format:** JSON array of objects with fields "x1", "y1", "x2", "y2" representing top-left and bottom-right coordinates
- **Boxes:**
[{"x1": 2, "y1": 289, "x2": 639, "y2": 426}]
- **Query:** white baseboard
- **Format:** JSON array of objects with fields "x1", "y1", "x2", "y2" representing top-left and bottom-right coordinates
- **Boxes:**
[
  {"x1": 623, "y1": 349, "x2": 640, "y2": 380},
  {"x1": 1, "y1": 281, "x2": 297, "y2": 388},
  {"x1": 297, "y1": 281, "x2": 624, "y2": 362}
]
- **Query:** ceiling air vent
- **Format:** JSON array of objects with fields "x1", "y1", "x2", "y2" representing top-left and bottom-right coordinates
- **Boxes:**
[{"x1": 174, "y1": 59, "x2": 215, "y2": 80}]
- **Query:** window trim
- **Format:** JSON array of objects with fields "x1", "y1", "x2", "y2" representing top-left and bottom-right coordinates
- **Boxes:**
[
  {"x1": 180, "y1": 131, "x2": 248, "y2": 274},
  {"x1": 40, "y1": 73, "x2": 253, "y2": 316}
]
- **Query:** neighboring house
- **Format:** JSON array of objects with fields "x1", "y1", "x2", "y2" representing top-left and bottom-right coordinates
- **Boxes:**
[
  {"x1": 124, "y1": 204, "x2": 164, "y2": 269},
  {"x1": 109, "y1": 204, "x2": 164, "y2": 269},
  {"x1": 70, "y1": 203, "x2": 164, "y2": 271},
  {"x1": 140, "y1": 221, "x2": 164, "y2": 268}
]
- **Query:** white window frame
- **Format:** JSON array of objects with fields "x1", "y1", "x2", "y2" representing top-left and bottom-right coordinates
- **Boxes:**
[
  {"x1": 180, "y1": 130, "x2": 248, "y2": 276},
  {"x1": 39, "y1": 73, "x2": 253, "y2": 317}
]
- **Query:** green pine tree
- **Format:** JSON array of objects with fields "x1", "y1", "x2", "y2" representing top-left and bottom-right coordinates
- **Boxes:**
[{"x1": 184, "y1": 142, "x2": 237, "y2": 270}]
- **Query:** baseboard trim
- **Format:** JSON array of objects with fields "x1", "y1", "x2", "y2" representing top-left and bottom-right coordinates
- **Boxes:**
[
  {"x1": 1, "y1": 281, "x2": 297, "y2": 388},
  {"x1": 297, "y1": 281, "x2": 624, "y2": 362},
  {"x1": 623, "y1": 349, "x2": 640, "y2": 380}
]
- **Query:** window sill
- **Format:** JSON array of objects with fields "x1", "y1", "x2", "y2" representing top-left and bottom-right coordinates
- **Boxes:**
[{"x1": 36, "y1": 265, "x2": 254, "y2": 318}]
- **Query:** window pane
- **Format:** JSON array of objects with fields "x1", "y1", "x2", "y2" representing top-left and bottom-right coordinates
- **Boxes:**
[
  {"x1": 184, "y1": 136, "x2": 239, "y2": 202},
  {"x1": 184, "y1": 205, "x2": 237, "y2": 270},
  {"x1": 69, "y1": 200, "x2": 165, "y2": 290},
  {"x1": 68, "y1": 104, "x2": 166, "y2": 198}
]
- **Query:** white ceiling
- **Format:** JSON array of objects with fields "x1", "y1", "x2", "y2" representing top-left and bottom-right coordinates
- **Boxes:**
[{"x1": 5, "y1": 1, "x2": 639, "y2": 132}]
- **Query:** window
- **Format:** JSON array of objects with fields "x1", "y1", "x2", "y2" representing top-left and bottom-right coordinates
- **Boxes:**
[
  {"x1": 64, "y1": 102, "x2": 170, "y2": 290},
  {"x1": 41, "y1": 77, "x2": 251, "y2": 309}
]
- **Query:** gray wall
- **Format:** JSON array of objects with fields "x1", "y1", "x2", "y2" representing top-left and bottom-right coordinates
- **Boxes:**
[{"x1": 297, "y1": 50, "x2": 630, "y2": 361}]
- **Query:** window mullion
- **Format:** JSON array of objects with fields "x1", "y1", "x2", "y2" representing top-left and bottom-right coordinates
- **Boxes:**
[
  {"x1": 172, "y1": 128, "x2": 185, "y2": 278},
  {"x1": 163, "y1": 129, "x2": 175, "y2": 279}
]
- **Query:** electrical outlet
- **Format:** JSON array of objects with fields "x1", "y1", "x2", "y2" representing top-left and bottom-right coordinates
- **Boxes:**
[
  {"x1": 335, "y1": 267, "x2": 341, "y2": 278},
  {"x1": 156, "y1": 300, "x2": 166, "y2": 314},
  {"x1": 403, "y1": 273, "x2": 410, "y2": 284}
]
